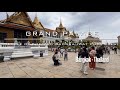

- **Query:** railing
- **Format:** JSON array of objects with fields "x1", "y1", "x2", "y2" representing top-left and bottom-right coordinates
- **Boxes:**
[
  {"x1": 0, "y1": 43, "x2": 48, "y2": 60},
  {"x1": 0, "y1": 43, "x2": 15, "y2": 47},
  {"x1": 29, "y1": 43, "x2": 48, "y2": 47},
  {"x1": 0, "y1": 43, "x2": 48, "y2": 48}
]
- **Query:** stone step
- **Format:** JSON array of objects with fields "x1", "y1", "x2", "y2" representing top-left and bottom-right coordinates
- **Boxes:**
[
  {"x1": 12, "y1": 52, "x2": 33, "y2": 55},
  {"x1": 14, "y1": 49, "x2": 31, "y2": 51},
  {"x1": 11, "y1": 54, "x2": 34, "y2": 58},
  {"x1": 13, "y1": 51, "x2": 32, "y2": 53},
  {"x1": 13, "y1": 51, "x2": 32, "y2": 52},
  {"x1": 11, "y1": 48, "x2": 34, "y2": 58}
]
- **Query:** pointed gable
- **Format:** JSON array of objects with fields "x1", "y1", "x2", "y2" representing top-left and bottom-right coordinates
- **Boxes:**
[
  {"x1": 6, "y1": 12, "x2": 34, "y2": 27},
  {"x1": 33, "y1": 16, "x2": 44, "y2": 29}
]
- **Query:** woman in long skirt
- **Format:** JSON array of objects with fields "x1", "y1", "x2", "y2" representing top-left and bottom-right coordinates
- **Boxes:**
[{"x1": 89, "y1": 46, "x2": 96, "y2": 70}]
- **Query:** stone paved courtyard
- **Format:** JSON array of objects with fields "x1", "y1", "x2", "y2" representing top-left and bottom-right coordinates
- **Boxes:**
[{"x1": 0, "y1": 50, "x2": 120, "y2": 78}]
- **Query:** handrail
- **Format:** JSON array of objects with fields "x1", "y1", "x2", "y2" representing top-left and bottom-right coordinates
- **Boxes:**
[{"x1": 0, "y1": 43, "x2": 48, "y2": 47}]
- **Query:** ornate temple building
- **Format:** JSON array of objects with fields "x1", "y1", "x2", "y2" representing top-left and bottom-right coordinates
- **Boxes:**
[
  {"x1": 83, "y1": 32, "x2": 102, "y2": 45},
  {"x1": 0, "y1": 12, "x2": 34, "y2": 44},
  {"x1": 0, "y1": 12, "x2": 79, "y2": 45}
]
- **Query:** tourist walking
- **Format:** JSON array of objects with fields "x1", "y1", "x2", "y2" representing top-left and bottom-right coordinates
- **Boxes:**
[
  {"x1": 78, "y1": 48, "x2": 82, "y2": 58},
  {"x1": 107, "y1": 46, "x2": 110, "y2": 54},
  {"x1": 114, "y1": 46, "x2": 117, "y2": 54},
  {"x1": 60, "y1": 48, "x2": 64, "y2": 57},
  {"x1": 99, "y1": 46, "x2": 104, "y2": 58},
  {"x1": 89, "y1": 46, "x2": 96, "y2": 70},
  {"x1": 96, "y1": 47, "x2": 100, "y2": 58},
  {"x1": 64, "y1": 49, "x2": 68, "y2": 60},
  {"x1": 80, "y1": 47, "x2": 89, "y2": 75}
]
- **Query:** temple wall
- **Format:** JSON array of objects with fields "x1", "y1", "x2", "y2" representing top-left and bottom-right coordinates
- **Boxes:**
[{"x1": 0, "y1": 27, "x2": 14, "y2": 43}]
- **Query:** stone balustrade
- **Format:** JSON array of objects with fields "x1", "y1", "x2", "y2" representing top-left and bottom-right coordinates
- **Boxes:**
[
  {"x1": 0, "y1": 43, "x2": 48, "y2": 48},
  {"x1": 0, "y1": 43, "x2": 48, "y2": 61}
]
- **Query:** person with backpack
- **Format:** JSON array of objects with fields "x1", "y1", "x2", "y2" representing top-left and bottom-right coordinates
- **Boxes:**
[{"x1": 60, "y1": 48, "x2": 64, "y2": 57}]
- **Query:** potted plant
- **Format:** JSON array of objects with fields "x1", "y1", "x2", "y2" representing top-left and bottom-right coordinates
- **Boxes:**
[{"x1": 0, "y1": 53, "x2": 4, "y2": 62}]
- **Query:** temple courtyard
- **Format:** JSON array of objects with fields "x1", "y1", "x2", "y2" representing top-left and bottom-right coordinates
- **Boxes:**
[{"x1": 0, "y1": 50, "x2": 120, "y2": 78}]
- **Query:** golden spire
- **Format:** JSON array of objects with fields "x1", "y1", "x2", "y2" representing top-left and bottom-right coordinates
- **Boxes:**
[
  {"x1": 59, "y1": 17, "x2": 63, "y2": 28},
  {"x1": 88, "y1": 25, "x2": 92, "y2": 36},
  {"x1": 33, "y1": 12, "x2": 44, "y2": 29},
  {"x1": 33, "y1": 12, "x2": 39, "y2": 24},
  {"x1": 72, "y1": 30, "x2": 74, "y2": 36},
  {"x1": 35, "y1": 12, "x2": 37, "y2": 17},
  {"x1": 73, "y1": 30, "x2": 76, "y2": 37},
  {"x1": 6, "y1": 12, "x2": 9, "y2": 19}
]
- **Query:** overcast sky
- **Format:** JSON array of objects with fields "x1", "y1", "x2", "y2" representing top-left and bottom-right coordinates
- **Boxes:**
[{"x1": 0, "y1": 12, "x2": 120, "y2": 44}]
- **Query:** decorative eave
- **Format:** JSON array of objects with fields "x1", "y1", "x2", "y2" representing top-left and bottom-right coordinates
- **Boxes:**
[
  {"x1": 83, "y1": 36, "x2": 102, "y2": 42},
  {"x1": 0, "y1": 23, "x2": 35, "y2": 31}
]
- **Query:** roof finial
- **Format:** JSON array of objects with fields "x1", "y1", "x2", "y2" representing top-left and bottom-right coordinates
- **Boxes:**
[
  {"x1": 60, "y1": 17, "x2": 62, "y2": 24},
  {"x1": 59, "y1": 17, "x2": 63, "y2": 28},
  {"x1": 73, "y1": 30, "x2": 74, "y2": 33},
  {"x1": 6, "y1": 12, "x2": 9, "y2": 19},
  {"x1": 88, "y1": 25, "x2": 91, "y2": 36},
  {"x1": 35, "y1": 12, "x2": 37, "y2": 17}
]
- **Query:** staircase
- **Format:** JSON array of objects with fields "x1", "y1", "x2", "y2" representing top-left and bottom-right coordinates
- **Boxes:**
[{"x1": 11, "y1": 48, "x2": 34, "y2": 58}]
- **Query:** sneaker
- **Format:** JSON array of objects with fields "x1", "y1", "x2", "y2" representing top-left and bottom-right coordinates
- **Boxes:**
[{"x1": 84, "y1": 72, "x2": 88, "y2": 75}]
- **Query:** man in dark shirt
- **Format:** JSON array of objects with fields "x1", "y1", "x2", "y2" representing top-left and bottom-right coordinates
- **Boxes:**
[
  {"x1": 80, "y1": 47, "x2": 89, "y2": 75},
  {"x1": 114, "y1": 46, "x2": 117, "y2": 54}
]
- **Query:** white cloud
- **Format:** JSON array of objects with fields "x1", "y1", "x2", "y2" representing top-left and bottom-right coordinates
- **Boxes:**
[{"x1": 0, "y1": 12, "x2": 120, "y2": 43}]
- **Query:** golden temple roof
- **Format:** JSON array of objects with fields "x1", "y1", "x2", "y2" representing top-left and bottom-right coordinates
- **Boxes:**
[{"x1": 33, "y1": 15, "x2": 44, "y2": 30}]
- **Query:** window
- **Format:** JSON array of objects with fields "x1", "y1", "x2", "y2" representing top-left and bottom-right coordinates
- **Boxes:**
[{"x1": 0, "y1": 32, "x2": 7, "y2": 43}]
